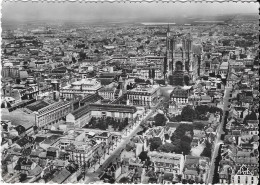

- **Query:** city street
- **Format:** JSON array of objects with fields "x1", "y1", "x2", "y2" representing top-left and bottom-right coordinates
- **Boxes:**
[
  {"x1": 206, "y1": 87, "x2": 232, "y2": 184},
  {"x1": 1, "y1": 3, "x2": 258, "y2": 184},
  {"x1": 84, "y1": 96, "x2": 168, "y2": 183}
]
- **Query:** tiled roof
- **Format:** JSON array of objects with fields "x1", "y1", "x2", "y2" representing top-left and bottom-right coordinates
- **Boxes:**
[
  {"x1": 26, "y1": 100, "x2": 49, "y2": 112},
  {"x1": 42, "y1": 135, "x2": 61, "y2": 145},
  {"x1": 51, "y1": 168, "x2": 71, "y2": 184},
  {"x1": 34, "y1": 136, "x2": 46, "y2": 143},
  {"x1": 16, "y1": 137, "x2": 30, "y2": 147},
  {"x1": 80, "y1": 93, "x2": 103, "y2": 104},
  {"x1": 38, "y1": 101, "x2": 71, "y2": 115},
  {"x1": 70, "y1": 105, "x2": 91, "y2": 120},
  {"x1": 97, "y1": 78, "x2": 114, "y2": 85}
]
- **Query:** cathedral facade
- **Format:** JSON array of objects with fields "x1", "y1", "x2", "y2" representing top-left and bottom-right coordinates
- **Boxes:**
[{"x1": 165, "y1": 25, "x2": 198, "y2": 86}]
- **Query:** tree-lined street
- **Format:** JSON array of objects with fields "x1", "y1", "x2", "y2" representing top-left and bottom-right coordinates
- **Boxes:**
[
  {"x1": 83, "y1": 96, "x2": 168, "y2": 183},
  {"x1": 206, "y1": 87, "x2": 232, "y2": 184}
]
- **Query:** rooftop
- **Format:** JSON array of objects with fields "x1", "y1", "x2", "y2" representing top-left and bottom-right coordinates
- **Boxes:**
[
  {"x1": 51, "y1": 168, "x2": 71, "y2": 184},
  {"x1": 26, "y1": 100, "x2": 49, "y2": 112},
  {"x1": 89, "y1": 103, "x2": 137, "y2": 113},
  {"x1": 128, "y1": 84, "x2": 160, "y2": 94}
]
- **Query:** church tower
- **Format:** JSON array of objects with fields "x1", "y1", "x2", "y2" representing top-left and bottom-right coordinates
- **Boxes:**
[
  {"x1": 167, "y1": 32, "x2": 193, "y2": 86},
  {"x1": 166, "y1": 24, "x2": 172, "y2": 76}
]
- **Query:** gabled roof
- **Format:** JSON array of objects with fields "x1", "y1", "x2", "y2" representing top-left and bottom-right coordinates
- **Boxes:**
[
  {"x1": 236, "y1": 164, "x2": 253, "y2": 176},
  {"x1": 26, "y1": 100, "x2": 49, "y2": 112},
  {"x1": 70, "y1": 105, "x2": 91, "y2": 120},
  {"x1": 16, "y1": 137, "x2": 30, "y2": 147},
  {"x1": 80, "y1": 93, "x2": 103, "y2": 104}
]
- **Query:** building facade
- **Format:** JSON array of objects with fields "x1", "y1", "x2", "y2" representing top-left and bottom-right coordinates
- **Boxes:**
[
  {"x1": 35, "y1": 101, "x2": 72, "y2": 130},
  {"x1": 60, "y1": 78, "x2": 102, "y2": 99},
  {"x1": 127, "y1": 85, "x2": 161, "y2": 107},
  {"x1": 89, "y1": 103, "x2": 138, "y2": 121},
  {"x1": 148, "y1": 151, "x2": 185, "y2": 183},
  {"x1": 166, "y1": 26, "x2": 196, "y2": 84}
]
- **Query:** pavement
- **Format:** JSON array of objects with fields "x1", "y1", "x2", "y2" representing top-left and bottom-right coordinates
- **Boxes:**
[{"x1": 206, "y1": 87, "x2": 232, "y2": 184}]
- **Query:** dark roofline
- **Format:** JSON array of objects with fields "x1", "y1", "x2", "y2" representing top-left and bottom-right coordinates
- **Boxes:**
[
  {"x1": 89, "y1": 103, "x2": 137, "y2": 113},
  {"x1": 80, "y1": 93, "x2": 103, "y2": 104}
]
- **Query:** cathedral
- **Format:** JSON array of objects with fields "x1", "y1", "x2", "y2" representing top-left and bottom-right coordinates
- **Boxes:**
[{"x1": 164, "y1": 25, "x2": 198, "y2": 86}]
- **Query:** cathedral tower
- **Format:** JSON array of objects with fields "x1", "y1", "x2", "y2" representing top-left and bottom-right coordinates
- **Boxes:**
[{"x1": 166, "y1": 31, "x2": 194, "y2": 86}]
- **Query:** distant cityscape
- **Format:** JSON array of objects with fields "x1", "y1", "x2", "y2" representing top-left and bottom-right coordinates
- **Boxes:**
[{"x1": 1, "y1": 5, "x2": 259, "y2": 185}]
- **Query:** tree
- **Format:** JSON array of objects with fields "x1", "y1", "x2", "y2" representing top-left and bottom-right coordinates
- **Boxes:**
[
  {"x1": 97, "y1": 118, "x2": 108, "y2": 130},
  {"x1": 195, "y1": 105, "x2": 209, "y2": 116},
  {"x1": 138, "y1": 151, "x2": 149, "y2": 162},
  {"x1": 171, "y1": 124, "x2": 194, "y2": 141},
  {"x1": 243, "y1": 111, "x2": 258, "y2": 124},
  {"x1": 182, "y1": 135, "x2": 192, "y2": 143},
  {"x1": 88, "y1": 71, "x2": 96, "y2": 78},
  {"x1": 157, "y1": 143, "x2": 175, "y2": 153},
  {"x1": 72, "y1": 56, "x2": 76, "y2": 63},
  {"x1": 201, "y1": 140, "x2": 212, "y2": 158},
  {"x1": 170, "y1": 124, "x2": 194, "y2": 155},
  {"x1": 119, "y1": 177, "x2": 130, "y2": 183},
  {"x1": 195, "y1": 105, "x2": 210, "y2": 120},
  {"x1": 181, "y1": 105, "x2": 196, "y2": 122},
  {"x1": 174, "y1": 140, "x2": 191, "y2": 155},
  {"x1": 126, "y1": 141, "x2": 135, "y2": 152},
  {"x1": 175, "y1": 115, "x2": 182, "y2": 122},
  {"x1": 136, "y1": 38, "x2": 142, "y2": 43},
  {"x1": 193, "y1": 122, "x2": 206, "y2": 130},
  {"x1": 154, "y1": 113, "x2": 167, "y2": 126},
  {"x1": 208, "y1": 106, "x2": 223, "y2": 116},
  {"x1": 79, "y1": 52, "x2": 86, "y2": 59},
  {"x1": 149, "y1": 137, "x2": 162, "y2": 151},
  {"x1": 19, "y1": 173, "x2": 27, "y2": 182},
  {"x1": 164, "y1": 134, "x2": 170, "y2": 140}
]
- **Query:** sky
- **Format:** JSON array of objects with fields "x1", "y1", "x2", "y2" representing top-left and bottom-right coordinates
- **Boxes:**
[{"x1": 1, "y1": 1, "x2": 259, "y2": 22}]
